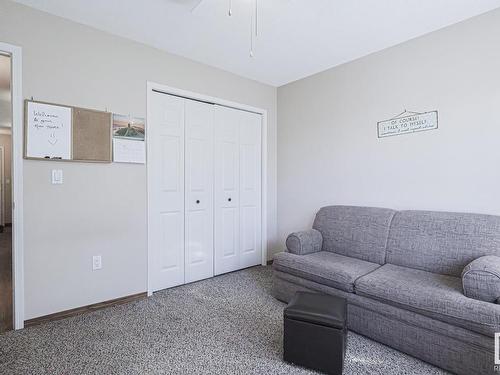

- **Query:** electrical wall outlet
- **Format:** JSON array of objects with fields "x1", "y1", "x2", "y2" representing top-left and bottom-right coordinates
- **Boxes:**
[{"x1": 92, "y1": 255, "x2": 102, "y2": 270}]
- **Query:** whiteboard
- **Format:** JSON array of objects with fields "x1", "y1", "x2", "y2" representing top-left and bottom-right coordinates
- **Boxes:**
[
  {"x1": 113, "y1": 138, "x2": 145, "y2": 164},
  {"x1": 26, "y1": 102, "x2": 72, "y2": 159}
]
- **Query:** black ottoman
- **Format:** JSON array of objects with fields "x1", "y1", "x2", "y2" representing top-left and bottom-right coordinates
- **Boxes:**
[{"x1": 284, "y1": 292, "x2": 347, "y2": 375}]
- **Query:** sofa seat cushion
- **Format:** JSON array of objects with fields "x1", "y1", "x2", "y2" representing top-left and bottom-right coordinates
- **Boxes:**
[
  {"x1": 273, "y1": 251, "x2": 380, "y2": 293},
  {"x1": 355, "y1": 264, "x2": 500, "y2": 336}
]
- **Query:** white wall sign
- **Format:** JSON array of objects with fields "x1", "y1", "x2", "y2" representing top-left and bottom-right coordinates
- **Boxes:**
[
  {"x1": 378, "y1": 111, "x2": 438, "y2": 138},
  {"x1": 26, "y1": 102, "x2": 72, "y2": 159}
]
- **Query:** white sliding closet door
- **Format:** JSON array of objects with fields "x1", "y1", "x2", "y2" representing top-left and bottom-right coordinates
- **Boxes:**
[
  {"x1": 149, "y1": 89, "x2": 263, "y2": 291},
  {"x1": 214, "y1": 106, "x2": 241, "y2": 275},
  {"x1": 239, "y1": 111, "x2": 262, "y2": 268},
  {"x1": 149, "y1": 92, "x2": 185, "y2": 291},
  {"x1": 214, "y1": 106, "x2": 262, "y2": 275},
  {"x1": 184, "y1": 99, "x2": 214, "y2": 283}
]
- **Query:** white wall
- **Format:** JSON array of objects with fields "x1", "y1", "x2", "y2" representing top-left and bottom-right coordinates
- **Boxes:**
[
  {"x1": 277, "y1": 8, "x2": 500, "y2": 246},
  {"x1": 0, "y1": 0, "x2": 277, "y2": 320}
]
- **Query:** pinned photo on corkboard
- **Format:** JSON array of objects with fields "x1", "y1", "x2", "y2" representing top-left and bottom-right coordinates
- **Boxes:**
[{"x1": 112, "y1": 114, "x2": 145, "y2": 141}]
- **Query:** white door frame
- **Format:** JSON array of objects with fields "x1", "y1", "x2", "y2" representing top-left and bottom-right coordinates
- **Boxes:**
[
  {"x1": 0, "y1": 42, "x2": 24, "y2": 330},
  {"x1": 146, "y1": 81, "x2": 268, "y2": 296}
]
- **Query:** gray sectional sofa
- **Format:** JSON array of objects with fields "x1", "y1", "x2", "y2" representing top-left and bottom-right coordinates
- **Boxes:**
[{"x1": 272, "y1": 206, "x2": 500, "y2": 375}]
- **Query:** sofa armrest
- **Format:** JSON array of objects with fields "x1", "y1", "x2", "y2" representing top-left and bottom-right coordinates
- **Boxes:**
[
  {"x1": 462, "y1": 255, "x2": 500, "y2": 303},
  {"x1": 286, "y1": 229, "x2": 323, "y2": 255}
]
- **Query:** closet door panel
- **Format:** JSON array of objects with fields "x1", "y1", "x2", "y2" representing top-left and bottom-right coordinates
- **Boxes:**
[
  {"x1": 160, "y1": 212, "x2": 183, "y2": 270},
  {"x1": 214, "y1": 106, "x2": 240, "y2": 275},
  {"x1": 185, "y1": 100, "x2": 214, "y2": 283},
  {"x1": 150, "y1": 92, "x2": 185, "y2": 291},
  {"x1": 239, "y1": 111, "x2": 262, "y2": 268}
]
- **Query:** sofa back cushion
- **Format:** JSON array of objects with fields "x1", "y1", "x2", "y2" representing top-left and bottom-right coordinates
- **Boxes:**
[
  {"x1": 313, "y1": 206, "x2": 396, "y2": 264},
  {"x1": 386, "y1": 210, "x2": 500, "y2": 276}
]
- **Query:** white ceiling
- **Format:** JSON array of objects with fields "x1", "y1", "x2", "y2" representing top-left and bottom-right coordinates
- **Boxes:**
[{"x1": 12, "y1": 0, "x2": 500, "y2": 86}]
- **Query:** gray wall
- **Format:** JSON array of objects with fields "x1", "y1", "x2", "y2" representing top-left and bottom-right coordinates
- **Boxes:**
[
  {"x1": 0, "y1": 133, "x2": 12, "y2": 224},
  {"x1": 277, "y1": 8, "x2": 500, "y2": 245},
  {"x1": 0, "y1": 0, "x2": 277, "y2": 320}
]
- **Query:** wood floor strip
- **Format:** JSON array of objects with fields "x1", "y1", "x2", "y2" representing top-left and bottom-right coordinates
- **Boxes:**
[{"x1": 25, "y1": 292, "x2": 147, "y2": 328}]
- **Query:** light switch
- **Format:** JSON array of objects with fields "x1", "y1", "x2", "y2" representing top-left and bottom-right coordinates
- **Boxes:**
[
  {"x1": 92, "y1": 255, "x2": 102, "y2": 270},
  {"x1": 51, "y1": 169, "x2": 63, "y2": 184}
]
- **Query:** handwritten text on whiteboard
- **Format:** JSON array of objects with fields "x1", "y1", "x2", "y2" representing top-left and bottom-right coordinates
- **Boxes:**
[{"x1": 26, "y1": 102, "x2": 72, "y2": 159}]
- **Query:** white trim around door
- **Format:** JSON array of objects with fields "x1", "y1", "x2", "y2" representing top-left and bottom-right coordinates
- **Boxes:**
[
  {"x1": 0, "y1": 42, "x2": 24, "y2": 330},
  {"x1": 146, "y1": 81, "x2": 268, "y2": 296}
]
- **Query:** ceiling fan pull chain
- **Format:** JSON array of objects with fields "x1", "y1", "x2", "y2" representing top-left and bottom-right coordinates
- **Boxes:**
[
  {"x1": 255, "y1": 0, "x2": 258, "y2": 37},
  {"x1": 250, "y1": 8, "x2": 254, "y2": 57},
  {"x1": 228, "y1": 0, "x2": 232, "y2": 16}
]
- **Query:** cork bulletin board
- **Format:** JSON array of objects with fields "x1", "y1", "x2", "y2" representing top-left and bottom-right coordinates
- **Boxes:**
[
  {"x1": 25, "y1": 100, "x2": 112, "y2": 163},
  {"x1": 72, "y1": 107, "x2": 112, "y2": 162}
]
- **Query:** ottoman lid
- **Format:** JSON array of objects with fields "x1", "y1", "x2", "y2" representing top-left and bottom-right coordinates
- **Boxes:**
[{"x1": 284, "y1": 292, "x2": 346, "y2": 329}]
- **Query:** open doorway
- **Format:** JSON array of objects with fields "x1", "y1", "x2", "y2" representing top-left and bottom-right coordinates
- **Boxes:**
[{"x1": 0, "y1": 53, "x2": 13, "y2": 333}]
